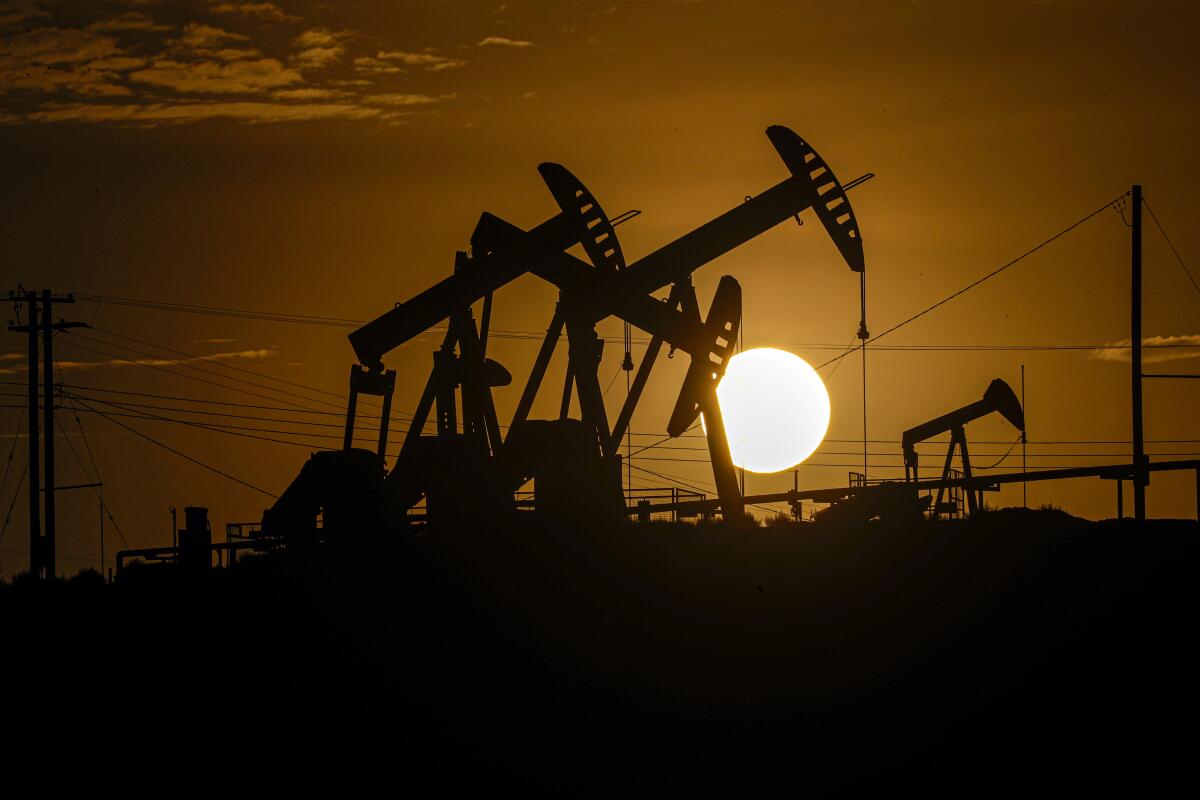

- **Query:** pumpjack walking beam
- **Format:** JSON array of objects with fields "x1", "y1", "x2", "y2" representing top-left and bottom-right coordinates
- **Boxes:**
[{"x1": 347, "y1": 126, "x2": 864, "y2": 370}]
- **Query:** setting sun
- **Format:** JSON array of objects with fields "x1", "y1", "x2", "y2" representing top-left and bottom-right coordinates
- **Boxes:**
[{"x1": 709, "y1": 347, "x2": 831, "y2": 474}]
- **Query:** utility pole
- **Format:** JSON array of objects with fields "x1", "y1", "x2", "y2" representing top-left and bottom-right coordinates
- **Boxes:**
[
  {"x1": 10, "y1": 291, "x2": 41, "y2": 576},
  {"x1": 1021, "y1": 364, "x2": 1027, "y2": 508},
  {"x1": 1131, "y1": 186, "x2": 1146, "y2": 521},
  {"x1": 8, "y1": 289, "x2": 87, "y2": 578}
]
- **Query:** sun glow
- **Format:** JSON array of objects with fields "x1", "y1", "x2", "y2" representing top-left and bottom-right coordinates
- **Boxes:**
[{"x1": 709, "y1": 347, "x2": 831, "y2": 474}]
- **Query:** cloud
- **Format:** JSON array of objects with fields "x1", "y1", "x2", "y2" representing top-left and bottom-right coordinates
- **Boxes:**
[
  {"x1": 130, "y1": 57, "x2": 301, "y2": 94},
  {"x1": 352, "y1": 55, "x2": 401, "y2": 75},
  {"x1": 291, "y1": 46, "x2": 342, "y2": 69},
  {"x1": 375, "y1": 49, "x2": 466, "y2": 71},
  {"x1": 477, "y1": 36, "x2": 533, "y2": 47},
  {"x1": 1091, "y1": 335, "x2": 1200, "y2": 365},
  {"x1": 0, "y1": 347, "x2": 279, "y2": 375},
  {"x1": 0, "y1": 27, "x2": 136, "y2": 95},
  {"x1": 271, "y1": 87, "x2": 340, "y2": 100},
  {"x1": 362, "y1": 92, "x2": 455, "y2": 107},
  {"x1": 6, "y1": 99, "x2": 381, "y2": 126},
  {"x1": 1, "y1": 26, "x2": 122, "y2": 65},
  {"x1": 209, "y1": 3, "x2": 300, "y2": 23},
  {"x1": 86, "y1": 12, "x2": 172, "y2": 33},
  {"x1": 0, "y1": 1, "x2": 50, "y2": 29},
  {"x1": 292, "y1": 27, "x2": 350, "y2": 49},
  {"x1": 288, "y1": 27, "x2": 350, "y2": 69},
  {"x1": 179, "y1": 21, "x2": 248, "y2": 50}
]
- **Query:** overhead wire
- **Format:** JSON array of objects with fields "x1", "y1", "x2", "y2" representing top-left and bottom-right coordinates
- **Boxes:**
[
  {"x1": 1143, "y1": 198, "x2": 1200, "y2": 301},
  {"x1": 0, "y1": 461, "x2": 28, "y2": 546},
  {"x1": 817, "y1": 193, "x2": 1128, "y2": 370},
  {"x1": 70, "y1": 397, "x2": 278, "y2": 499}
]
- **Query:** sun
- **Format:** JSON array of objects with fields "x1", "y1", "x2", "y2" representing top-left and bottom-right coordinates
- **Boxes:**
[{"x1": 707, "y1": 347, "x2": 831, "y2": 474}]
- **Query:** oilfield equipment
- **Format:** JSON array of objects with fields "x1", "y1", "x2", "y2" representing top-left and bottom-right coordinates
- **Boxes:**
[
  {"x1": 902, "y1": 378, "x2": 1026, "y2": 518},
  {"x1": 259, "y1": 125, "x2": 867, "y2": 535}
]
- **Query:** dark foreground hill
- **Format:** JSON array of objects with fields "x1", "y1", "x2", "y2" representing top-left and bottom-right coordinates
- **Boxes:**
[{"x1": 3, "y1": 508, "x2": 1198, "y2": 793}]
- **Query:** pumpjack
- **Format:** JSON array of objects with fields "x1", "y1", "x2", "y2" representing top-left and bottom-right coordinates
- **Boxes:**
[
  {"x1": 262, "y1": 125, "x2": 867, "y2": 536},
  {"x1": 902, "y1": 378, "x2": 1026, "y2": 517}
]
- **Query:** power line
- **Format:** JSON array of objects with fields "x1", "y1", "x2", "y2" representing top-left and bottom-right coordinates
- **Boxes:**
[
  {"x1": 71, "y1": 397, "x2": 278, "y2": 499},
  {"x1": 0, "y1": 461, "x2": 26, "y2": 546},
  {"x1": 1143, "y1": 198, "x2": 1200, "y2": 301},
  {"x1": 89, "y1": 326, "x2": 364, "y2": 407},
  {"x1": 73, "y1": 330, "x2": 354, "y2": 414},
  {"x1": 52, "y1": 410, "x2": 130, "y2": 549},
  {"x1": 55, "y1": 337, "x2": 349, "y2": 415},
  {"x1": 63, "y1": 396, "x2": 337, "y2": 452},
  {"x1": 0, "y1": 405, "x2": 25, "y2": 503},
  {"x1": 77, "y1": 292, "x2": 654, "y2": 344},
  {"x1": 818, "y1": 193, "x2": 1127, "y2": 370}
]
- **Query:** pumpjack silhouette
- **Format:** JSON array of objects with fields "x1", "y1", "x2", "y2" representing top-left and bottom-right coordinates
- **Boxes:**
[
  {"x1": 903, "y1": 378, "x2": 1026, "y2": 517},
  {"x1": 262, "y1": 126, "x2": 866, "y2": 536}
]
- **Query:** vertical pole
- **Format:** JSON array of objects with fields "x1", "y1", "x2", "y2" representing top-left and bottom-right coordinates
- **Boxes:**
[
  {"x1": 1021, "y1": 364, "x2": 1027, "y2": 507},
  {"x1": 1131, "y1": 185, "x2": 1146, "y2": 521},
  {"x1": 42, "y1": 289, "x2": 55, "y2": 577},
  {"x1": 377, "y1": 380, "x2": 393, "y2": 459},
  {"x1": 344, "y1": 366, "x2": 359, "y2": 450},
  {"x1": 1194, "y1": 468, "x2": 1199, "y2": 523},
  {"x1": 861, "y1": 341, "x2": 867, "y2": 480},
  {"x1": 859, "y1": 270, "x2": 869, "y2": 482},
  {"x1": 26, "y1": 292, "x2": 41, "y2": 578},
  {"x1": 738, "y1": 302, "x2": 745, "y2": 498},
  {"x1": 1117, "y1": 478, "x2": 1124, "y2": 519},
  {"x1": 99, "y1": 484, "x2": 105, "y2": 578}
]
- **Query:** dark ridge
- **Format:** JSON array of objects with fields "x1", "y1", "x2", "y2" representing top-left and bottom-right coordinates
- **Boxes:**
[{"x1": 3, "y1": 510, "x2": 1198, "y2": 793}]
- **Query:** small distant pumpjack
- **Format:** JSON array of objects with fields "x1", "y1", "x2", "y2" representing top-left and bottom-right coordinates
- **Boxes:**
[{"x1": 902, "y1": 378, "x2": 1026, "y2": 517}]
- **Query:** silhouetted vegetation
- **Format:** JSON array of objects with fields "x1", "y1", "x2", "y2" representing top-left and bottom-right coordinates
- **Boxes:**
[{"x1": 3, "y1": 510, "x2": 1198, "y2": 792}]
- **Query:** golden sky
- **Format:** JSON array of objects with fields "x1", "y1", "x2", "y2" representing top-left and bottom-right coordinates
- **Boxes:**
[{"x1": 2, "y1": 0, "x2": 1199, "y2": 575}]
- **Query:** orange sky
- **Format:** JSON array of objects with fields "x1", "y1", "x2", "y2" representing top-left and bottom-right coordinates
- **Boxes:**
[{"x1": 2, "y1": 0, "x2": 1199, "y2": 576}]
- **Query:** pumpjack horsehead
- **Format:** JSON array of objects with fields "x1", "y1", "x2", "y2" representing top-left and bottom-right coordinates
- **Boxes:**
[{"x1": 262, "y1": 126, "x2": 867, "y2": 535}]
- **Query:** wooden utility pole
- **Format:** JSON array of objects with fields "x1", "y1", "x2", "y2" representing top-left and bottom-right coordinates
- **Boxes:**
[
  {"x1": 8, "y1": 289, "x2": 87, "y2": 578},
  {"x1": 1131, "y1": 186, "x2": 1146, "y2": 521},
  {"x1": 15, "y1": 292, "x2": 40, "y2": 575}
]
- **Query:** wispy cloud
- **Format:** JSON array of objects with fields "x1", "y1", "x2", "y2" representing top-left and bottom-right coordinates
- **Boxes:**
[
  {"x1": 0, "y1": 347, "x2": 278, "y2": 375},
  {"x1": 0, "y1": 1, "x2": 50, "y2": 30},
  {"x1": 1091, "y1": 335, "x2": 1200, "y2": 365},
  {"x1": 375, "y1": 49, "x2": 466, "y2": 71},
  {"x1": 86, "y1": 12, "x2": 172, "y2": 33},
  {"x1": 362, "y1": 92, "x2": 455, "y2": 107},
  {"x1": 477, "y1": 36, "x2": 534, "y2": 48},
  {"x1": 9, "y1": 100, "x2": 383, "y2": 125},
  {"x1": 353, "y1": 55, "x2": 402, "y2": 75},
  {"x1": 0, "y1": 27, "x2": 136, "y2": 96},
  {"x1": 178, "y1": 21, "x2": 248, "y2": 50},
  {"x1": 210, "y1": 3, "x2": 300, "y2": 24},
  {"x1": 130, "y1": 57, "x2": 301, "y2": 94},
  {"x1": 0, "y1": 7, "x2": 470, "y2": 127},
  {"x1": 289, "y1": 27, "x2": 351, "y2": 70},
  {"x1": 271, "y1": 87, "x2": 341, "y2": 100},
  {"x1": 292, "y1": 27, "x2": 350, "y2": 49}
]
